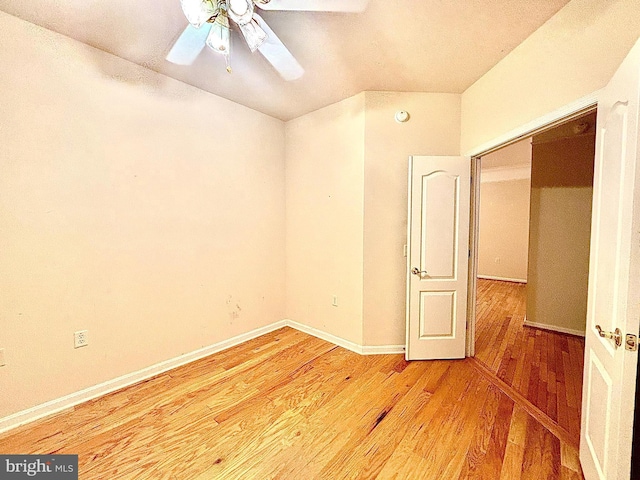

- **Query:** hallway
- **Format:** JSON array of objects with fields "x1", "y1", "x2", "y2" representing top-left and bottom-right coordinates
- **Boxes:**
[{"x1": 475, "y1": 278, "x2": 585, "y2": 445}]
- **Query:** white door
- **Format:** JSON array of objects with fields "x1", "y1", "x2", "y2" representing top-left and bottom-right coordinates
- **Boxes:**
[
  {"x1": 406, "y1": 156, "x2": 470, "y2": 360},
  {"x1": 580, "y1": 38, "x2": 640, "y2": 480}
]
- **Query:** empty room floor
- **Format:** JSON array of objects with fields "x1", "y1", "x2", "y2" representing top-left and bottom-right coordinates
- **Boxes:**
[
  {"x1": 0, "y1": 327, "x2": 583, "y2": 479},
  {"x1": 474, "y1": 278, "x2": 585, "y2": 447}
]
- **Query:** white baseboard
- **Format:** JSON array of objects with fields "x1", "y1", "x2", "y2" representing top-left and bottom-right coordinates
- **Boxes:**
[
  {"x1": 0, "y1": 320, "x2": 288, "y2": 435},
  {"x1": 477, "y1": 275, "x2": 527, "y2": 284},
  {"x1": 285, "y1": 320, "x2": 405, "y2": 355},
  {"x1": 0, "y1": 319, "x2": 404, "y2": 435},
  {"x1": 285, "y1": 319, "x2": 362, "y2": 354},
  {"x1": 361, "y1": 344, "x2": 405, "y2": 355},
  {"x1": 523, "y1": 319, "x2": 585, "y2": 337}
]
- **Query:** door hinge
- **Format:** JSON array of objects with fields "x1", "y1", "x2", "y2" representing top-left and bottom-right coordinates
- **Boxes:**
[{"x1": 626, "y1": 333, "x2": 638, "y2": 351}]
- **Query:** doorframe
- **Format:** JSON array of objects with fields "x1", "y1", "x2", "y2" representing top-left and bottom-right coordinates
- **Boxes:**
[
  {"x1": 465, "y1": 91, "x2": 600, "y2": 357},
  {"x1": 466, "y1": 155, "x2": 481, "y2": 357}
]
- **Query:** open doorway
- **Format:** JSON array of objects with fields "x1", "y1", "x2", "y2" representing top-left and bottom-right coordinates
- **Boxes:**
[{"x1": 473, "y1": 110, "x2": 597, "y2": 445}]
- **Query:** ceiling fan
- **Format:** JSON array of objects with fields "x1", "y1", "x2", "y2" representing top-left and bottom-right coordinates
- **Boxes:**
[{"x1": 166, "y1": 0, "x2": 368, "y2": 81}]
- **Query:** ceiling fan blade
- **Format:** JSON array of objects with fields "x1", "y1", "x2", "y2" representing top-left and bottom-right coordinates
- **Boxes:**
[
  {"x1": 255, "y1": 0, "x2": 368, "y2": 12},
  {"x1": 254, "y1": 14, "x2": 304, "y2": 81},
  {"x1": 166, "y1": 23, "x2": 212, "y2": 65}
]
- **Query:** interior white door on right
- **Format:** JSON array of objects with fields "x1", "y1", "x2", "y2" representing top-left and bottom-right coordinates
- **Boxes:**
[{"x1": 580, "y1": 37, "x2": 640, "y2": 480}]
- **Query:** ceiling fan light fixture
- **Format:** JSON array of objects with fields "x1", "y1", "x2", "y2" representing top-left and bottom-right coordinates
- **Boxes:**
[
  {"x1": 240, "y1": 19, "x2": 267, "y2": 52},
  {"x1": 168, "y1": 0, "x2": 305, "y2": 80},
  {"x1": 227, "y1": 0, "x2": 254, "y2": 25},
  {"x1": 206, "y1": 12, "x2": 231, "y2": 56},
  {"x1": 180, "y1": 0, "x2": 219, "y2": 28}
]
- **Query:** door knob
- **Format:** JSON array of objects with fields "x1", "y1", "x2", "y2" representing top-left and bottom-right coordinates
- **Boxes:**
[
  {"x1": 411, "y1": 267, "x2": 428, "y2": 276},
  {"x1": 595, "y1": 325, "x2": 622, "y2": 347}
]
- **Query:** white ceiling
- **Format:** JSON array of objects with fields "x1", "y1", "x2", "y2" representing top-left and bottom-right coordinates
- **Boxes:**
[{"x1": 0, "y1": 0, "x2": 571, "y2": 120}]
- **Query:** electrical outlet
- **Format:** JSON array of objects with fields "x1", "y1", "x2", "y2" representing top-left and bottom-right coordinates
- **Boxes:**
[
  {"x1": 0, "y1": 349, "x2": 5, "y2": 367},
  {"x1": 332, "y1": 295, "x2": 338, "y2": 307},
  {"x1": 74, "y1": 330, "x2": 88, "y2": 349}
]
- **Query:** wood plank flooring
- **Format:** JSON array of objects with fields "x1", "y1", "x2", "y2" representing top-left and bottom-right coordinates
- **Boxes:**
[
  {"x1": 475, "y1": 278, "x2": 585, "y2": 447},
  {"x1": 0, "y1": 327, "x2": 583, "y2": 479}
]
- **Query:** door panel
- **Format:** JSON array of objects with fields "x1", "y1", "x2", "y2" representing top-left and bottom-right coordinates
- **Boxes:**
[
  {"x1": 585, "y1": 351, "x2": 613, "y2": 473},
  {"x1": 421, "y1": 172, "x2": 458, "y2": 279},
  {"x1": 406, "y1": 156, "x2": 470, "y2": 360},
  {"x1": 419, "y1": 290, "x2": 456, "y2": 337},
  {"x1": 580, "y1": 38, "x2": 640, "y2": 480}
]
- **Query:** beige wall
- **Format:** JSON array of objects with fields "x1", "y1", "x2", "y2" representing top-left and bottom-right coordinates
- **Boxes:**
[
  {"x1": 526, "y1": 134, "x2": 595, "y2": 334},
  {"x1": 478, "y1": 139, "x2": 531, "y2": 281},
  {"x1": 481, "y1": 138, "x2": 532, "y2": 170},
  {"x1": 285, "y1": 94, "x2": 366, "y2": 344},
  {"x1": 478, "y1": 179, "x2": 531, "y2": 282},
  {"x1": 284, "y1": 91, "x2": 461, "y2": 347},
  {"x1": 461, "y1": 0, "x2": 640, "y2": 154},
  {"x1": 362, "y1": 92, "x2": 461, "y2": 346},
  {"x1": 0, "y1": 12, "x2": 286, "y2": 418}
]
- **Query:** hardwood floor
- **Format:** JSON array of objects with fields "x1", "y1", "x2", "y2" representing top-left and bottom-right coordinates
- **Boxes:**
[
  {"x1": 0, "y1": 327, "x2": 582, "y2": 479},
  {"x1": 475, "y1": 278, "x2": 585, "y2": 447}
]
